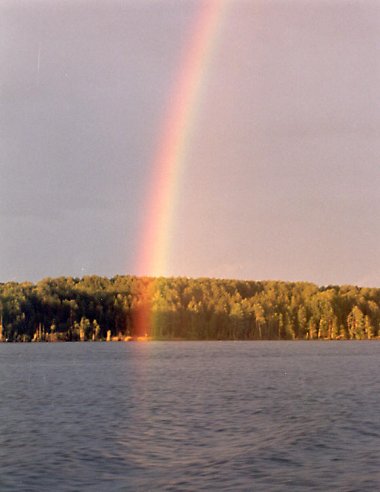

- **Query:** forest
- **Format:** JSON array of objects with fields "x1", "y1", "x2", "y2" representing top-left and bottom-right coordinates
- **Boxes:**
[{"x1": 0, "y1": 275, "x2": 379, "y2": 342}]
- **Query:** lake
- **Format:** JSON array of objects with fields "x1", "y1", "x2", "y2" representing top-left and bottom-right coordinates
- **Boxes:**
[{"x1": 0, "y1": 341, "x2": 379, "y2": 491}]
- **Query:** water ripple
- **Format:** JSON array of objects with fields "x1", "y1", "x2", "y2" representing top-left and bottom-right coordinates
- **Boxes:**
[{"x1": 0, "y1": 341, "x2": 380, "y2": 490}]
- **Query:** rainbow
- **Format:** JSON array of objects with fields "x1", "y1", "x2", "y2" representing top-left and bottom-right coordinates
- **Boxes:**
[{"x1": 134, "y1": 0, "x2": 229, "y2": 336}]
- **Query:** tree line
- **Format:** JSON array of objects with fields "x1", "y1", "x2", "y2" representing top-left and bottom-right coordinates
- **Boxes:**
[{"x1": 0, "y1": 275, "x2": 379, "y2": 341}]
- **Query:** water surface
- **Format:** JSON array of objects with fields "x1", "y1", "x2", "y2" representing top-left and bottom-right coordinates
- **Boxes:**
[{"x1": 0, "y1": 341, "x2": 379, "y2": 491}]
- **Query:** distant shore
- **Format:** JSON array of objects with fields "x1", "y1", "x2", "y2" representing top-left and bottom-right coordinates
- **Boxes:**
[
  {"x1": 2, "y1": 337, "x2": 380, "y2": 343},
  {"x1": 1, "y1": 275, "x2": 379, "y2": 342}
]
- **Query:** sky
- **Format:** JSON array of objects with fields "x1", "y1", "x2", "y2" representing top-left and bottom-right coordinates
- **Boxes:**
[{"x1": 1, "y1": 0, "x2": 380, "y2": 286}]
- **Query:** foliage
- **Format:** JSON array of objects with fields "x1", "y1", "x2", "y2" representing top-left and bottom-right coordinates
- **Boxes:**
[{"x1": 0, "y1": 276, "x2": 380, "y2": 341}]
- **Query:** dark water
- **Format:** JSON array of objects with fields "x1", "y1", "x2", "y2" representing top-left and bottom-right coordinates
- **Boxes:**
[{"x1": 1, "y1": 341, "x2": 380, "y2": 491}]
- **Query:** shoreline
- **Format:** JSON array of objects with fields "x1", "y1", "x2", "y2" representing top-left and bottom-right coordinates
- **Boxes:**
[{"x1": 1, "y1": 337, "x2": 380, "y2": 343}]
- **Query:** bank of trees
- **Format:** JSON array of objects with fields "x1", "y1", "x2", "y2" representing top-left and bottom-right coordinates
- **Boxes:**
[{"x1": 0, "y1": 275, "x2": 380, "y2": 341}]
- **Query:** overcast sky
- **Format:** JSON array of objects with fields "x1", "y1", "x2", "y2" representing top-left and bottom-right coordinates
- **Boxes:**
[{"x1": 1, "y1": 0, "x2": 380, "y2": 286}]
